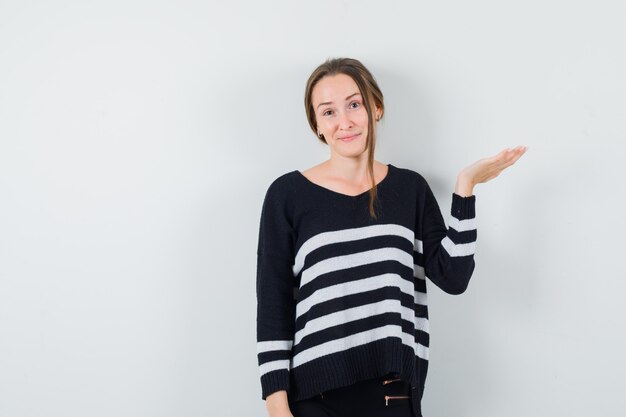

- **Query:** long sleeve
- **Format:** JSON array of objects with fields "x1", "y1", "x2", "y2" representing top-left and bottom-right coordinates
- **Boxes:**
[
  {"x1": 421, "y1": 181, "x2": 477, "y2": 295},
  {"x1": 256, "y1": 179, "x2": 297, "y2": 400}
]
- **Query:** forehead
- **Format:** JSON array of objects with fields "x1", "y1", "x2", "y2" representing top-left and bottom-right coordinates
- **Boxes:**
[{"x1": 312, "y1": 73, "x2": 361, "y2": 106}]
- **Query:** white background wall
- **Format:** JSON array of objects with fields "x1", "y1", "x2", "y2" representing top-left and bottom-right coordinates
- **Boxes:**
[{"x1": 1, "y1": 1, "x2": 624, "y2": 416}]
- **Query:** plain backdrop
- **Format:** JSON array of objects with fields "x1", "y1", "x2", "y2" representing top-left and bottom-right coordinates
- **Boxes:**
[{"x1": 1, "y1": 1, "x2": 625, "y2": 416}]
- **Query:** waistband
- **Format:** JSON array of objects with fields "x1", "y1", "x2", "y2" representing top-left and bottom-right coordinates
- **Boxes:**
[{"x1": 318, "y1": 371, "x2": 409, "y2": 396}]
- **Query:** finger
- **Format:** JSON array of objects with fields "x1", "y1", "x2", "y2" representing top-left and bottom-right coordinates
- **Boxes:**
[
  {"x1": 483, "y1": 147, "x2": 527, "y2": 179},
  {"x1": 501, "y1": 147, "x2": 526, "y2": 164},
  {"x1": 510, "y1": 146, "x2": 528, "y2": 159},
  {"x1": 482, "y1": 152, "x2": 506, "y2": 165},
  {"x1": 501, "y1": 153, "x2": 522, "y2": 168},
  {"x1": 481, "y1": 146, "x2": 526, "y2": 169},
  {"x1": 488, "y1": 147, "x2": 511, "y2": 160},
  {"x1": 498, "y1": 148, "x2": 513, "y2": 159},
  {"x1": 499, "y1": 151, "x2": 525, "y2": 170},
  {"x1": 505, "y1": 151, "x2": 522, "y2": 164},
  {"x1": 504, "y1": 145, "x2": 527, "y2": 156},
  {"x1": 507, "y1": 148, "x2": 527, "y2": 164},
  {"x1": 488, "y1": 150, "x2": 513, "y2": 165},
  {"x1": 494, "y1": 152, "x2": 517, "y2": 167},
  {"x1": 504, "y1": 151, "x2": 524, "y2": 165},
  {"x1": 502, "y1": 146, "x2": 525, "y2": 159}
]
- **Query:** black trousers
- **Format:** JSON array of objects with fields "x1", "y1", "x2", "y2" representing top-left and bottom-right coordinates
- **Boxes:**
[{"x1": 289, "y1": 373, "x2": 414, "y2": 417}]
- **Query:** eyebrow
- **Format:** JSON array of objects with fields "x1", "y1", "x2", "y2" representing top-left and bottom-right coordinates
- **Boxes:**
[{"x1": 316, "y1": 92, "x2": 361, "y2": 109}]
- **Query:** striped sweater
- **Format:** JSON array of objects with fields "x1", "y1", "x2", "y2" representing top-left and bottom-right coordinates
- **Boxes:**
[{"x1": 255, "y1": 163, "x2": 477, "y2": 417}]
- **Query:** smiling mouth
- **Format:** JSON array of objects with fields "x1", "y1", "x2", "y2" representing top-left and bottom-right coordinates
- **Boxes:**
[{"x1": 339, "y1": 133, "x2": 360, "y2": 141}]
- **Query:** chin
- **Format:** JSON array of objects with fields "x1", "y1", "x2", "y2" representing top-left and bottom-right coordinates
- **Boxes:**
[{"x1": 335, "y1": 148, "x2": 369, "y2": 158}]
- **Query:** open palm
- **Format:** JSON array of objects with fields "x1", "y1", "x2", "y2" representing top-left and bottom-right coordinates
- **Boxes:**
[{"x1": 460, "y1": 146, "x2": 527, "y2": 186}]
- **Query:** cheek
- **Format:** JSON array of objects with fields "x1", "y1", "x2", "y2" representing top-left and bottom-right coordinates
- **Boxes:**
[
  {"x1": 319, "y1": 119, "x2": 335, "y2": 131},
  {"x1": 358, "y1": 112, "x2": 370, "y2": 127}
]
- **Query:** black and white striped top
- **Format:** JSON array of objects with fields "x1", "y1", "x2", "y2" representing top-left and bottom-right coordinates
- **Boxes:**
[{"x1": 255, "y1": 163, "x2": 477, "y2": 417}]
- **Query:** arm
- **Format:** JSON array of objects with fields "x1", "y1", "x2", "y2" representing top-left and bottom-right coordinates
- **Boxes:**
[
  {"x1": 422, "y1": 145, "x2": 528, "y2": 293},
  {"x1": 256, "y1": 180, "x2": 296, "y2": 415},
  {"x1": 421, "y1": 178, "x2": 477, "y2": 295}
]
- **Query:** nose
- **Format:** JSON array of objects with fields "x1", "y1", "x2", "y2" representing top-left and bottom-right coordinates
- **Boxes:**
[{"x1": 337, "y1": 110, "x2": 353, "y2": 130}]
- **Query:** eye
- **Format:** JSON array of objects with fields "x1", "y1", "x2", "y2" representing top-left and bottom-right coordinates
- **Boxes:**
[
  {"x1": 349, "y1": 101, "x2": 360, "y2": 109},
  {"x1": 322, "y1": 109, "x2": 333, "y2": 116}
]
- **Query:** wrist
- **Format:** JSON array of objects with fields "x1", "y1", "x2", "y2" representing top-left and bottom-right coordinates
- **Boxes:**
[
  {"x1": 266, "y1": 391, "x2": 290, "y2": 413},
  {"x1": 455, "y1": 175, "x2": 475, "y2": 197}
]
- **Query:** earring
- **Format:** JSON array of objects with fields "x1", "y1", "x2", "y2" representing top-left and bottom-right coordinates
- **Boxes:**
[{"x1": 317, "y1": 131, "x2": 323, "y2": 138}]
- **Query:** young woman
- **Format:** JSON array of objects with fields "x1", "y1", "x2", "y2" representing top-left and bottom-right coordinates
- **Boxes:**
[{"x1": 256, "y1": 57, "x2": 526, "y2": 417}]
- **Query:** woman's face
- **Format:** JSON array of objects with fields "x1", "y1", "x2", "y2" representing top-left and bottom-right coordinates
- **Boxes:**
[{"x1": 311, "y1": 73, "x2": 380, "y2": 158}]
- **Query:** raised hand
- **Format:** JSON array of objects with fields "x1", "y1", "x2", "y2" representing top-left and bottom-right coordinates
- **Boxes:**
[{"x1": 455, "y1": 146, "x2": 528, "y2": 196}]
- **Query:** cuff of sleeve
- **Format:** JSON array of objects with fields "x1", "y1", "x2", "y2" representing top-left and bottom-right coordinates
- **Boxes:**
[
  {"x1": 261, "y1": 369, "x2": 290, "y2": 400},
  {"x1": 451, "y1": 192, "x2": 476, "y2": 220}
]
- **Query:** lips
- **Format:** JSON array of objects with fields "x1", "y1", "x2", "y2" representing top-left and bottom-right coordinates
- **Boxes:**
[{"x1": 339, "y1": 133, "x2": 360, "y2": 141}]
